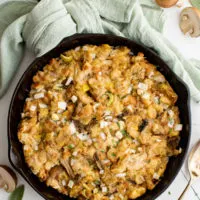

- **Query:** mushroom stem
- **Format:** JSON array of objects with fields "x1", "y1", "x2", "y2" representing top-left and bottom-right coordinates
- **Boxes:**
[
  {"x1": 180, "y1": 18, "x2": 193, "y2": 34},
  {"x1": 93, "y1": 152, "x2": 103, "y2": 170},
  {"x1": 180, "y1": 7, "x2": 200, "y2": 37},
  {"x1": 0, "y1": 166, "x2": 17, "y2": 193},
  {"x1": 60, "y1": 159, "x2": 75, "y2": 179},
  {"x1": 0, "y1": 178, "x2": 5, "y2": 188}
]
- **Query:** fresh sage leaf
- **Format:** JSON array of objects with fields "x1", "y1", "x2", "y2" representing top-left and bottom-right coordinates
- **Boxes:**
[
  {"x1": 190, "y1": 0, "x2": 200, "y2": 9},
  {"x1": 9, "y1": 185, "x2": 24, "y2": 200}
]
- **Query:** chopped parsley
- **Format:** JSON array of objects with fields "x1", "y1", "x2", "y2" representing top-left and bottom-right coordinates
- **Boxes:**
[
  {"x1": 121, "y1": 130, "x2": 128, "y2": 136},
  {"x1": 168, "y1": 191, "x2": 171, "y2": 195},
  {"x1": 94, "y1": 180, "x2": 101, "y2": 185},
  {"x1": 68, "y1": 144, "x2": 74, "y2": 149},
  {"x1": 117, "y1": 122, "x2": 120, "y2": 128},
  {"x1": 111, "y1": 153, "x2": 116, "y2": 157}
]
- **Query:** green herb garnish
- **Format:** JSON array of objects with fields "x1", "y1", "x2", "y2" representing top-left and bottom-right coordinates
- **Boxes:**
[
  {"x1": 111, "y1": 153, "x2": 116, "y2": 157},
  {"x1": 121, "y1": 130, "x2": 128, "y2": 136},
  {"x1": 68, "y1": 144, "x2": 74, "y2": 149},
  {"x1": 94, "y1": 180, "x2": 101, "y2": 185},
  {"x1": 117, "y1": 122, "x2": 120, "y2": 128},
  {"x1": 9, "y1": 185, "x2": 24, "y2": 200}
]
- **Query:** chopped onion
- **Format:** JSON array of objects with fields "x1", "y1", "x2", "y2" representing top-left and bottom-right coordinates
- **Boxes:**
[
  {"x1": 119, "y1": 194, "x2": 124, "y2": 200},
  {"x1": 105, "y1": 116, "x2": 113, "y2": 121},
  {"x1": 75, "y1": 46, "x2": 80, "y2": 51},
  {"x1": 168, "y1": 119, "x2": 174, "y2": 128},
  {"x1": 34, "y1": 145, "x2": 38, "y2": 151},
  {"x1": 168, "y1": 110, "x2": 174, "y2": 117},
  {"x1": 132, "y1": 139, "x2": 139, "y2": 145},
  {"x1": 115, "y1": 131, "x2": 123, "y2": 140},
  {"x1": 175, "y1": 124, "x2": 183, "y2": 131},
  {"x1": 58, "y1": 101, "x2": 67, "y2": 110},
  {"x1": 100, "y1": 121, "x2": 110, "y2": 128},
  {"x1": 116, "y1": 173, "x2": 126, "y2": 178},
  {"x1": 39, "y1": 103, "x2": 48, "y2": 108},
  {"x1": 71, "y1": 95, "x2": 78, "y2": 103},
  {"x1": 72, "y1": 151, "x2": 78, "y2": 156},
  {"x1": 100, "y1": 170, "x2": 104, "y2": 174},
  {"x1": 92, "y1": 138, "x2": 97, "y2": 142},
  {"x1": 30, "y1": 105, "x2": 37, "y2": 111},
  {"x1": 154, "y1": 76, "x2": 165, "y2": 83},
  {"x1": 127, "y1": 85, "x2": 133, "y2": 93},
  {"x1": 109, "y1": 195, "x2": 114, "y2": 200},
  {"x1": 138, "y1": 147, "x2": 143, "y2": 152},
  {"x1": 102, "y1": 186, "x2": 107, "y2": 193},
  {"x1": 127, "y1": 105, "x2": 133, "y2": 112},
  {"x1": 62, "y1": 180, "x2": 67, "y2": 186},
  {"x1": 34, "y1": 92, "x2": 44, "y2": 99},
  {"x1": 148, "y1": 71, "x2": 154, "y2": 78},
  {"x1": 51, "y1": 113, "x2": 59, "y2": 121},
  {"x1": 142, "y1": 93, "x2": 150, "y2": 100},
  {"x1": 118, "y1": 120, "x2": 125, "y2": 130},
  {"x1": 102, "y1": 159, "x2": 110, "y2": 164},
  {"x1": 23, "y1": 145, "x2": 29, "y2": 151},
  {"x1": 154, "y1": 96, "x2": 160, "y2": 104},
  {"x1": 82, "y1": 46, "x2": 88, "y2": 51},
  {"x1": 153, "y1": 173, "x2": 160, "y2": 180},
  {"x1": 69, "y1": 121, "x2": 76, "y2": 134},
  {"x1": 156, "y1": 139, "x2": 162, "y2": 142},
  {"x1": 138, "y1": 82, "x2": 148, "y2": 91},
  {"x1": 65, "y1": 77, "x2": 73, "y2": 86},
  {"x1": 93, "y1": 103, "x2": 100, "y2": 111},
  {"x1": 77, "y1": 133, "x2": 88, "y2": 141},
  {"x1": 70, "y1": 159, "x2": 76, "y2": 166},
  {"x1": 104, "y1": 110, "x2": 111, "y2": 116},
  {"x1": 130, "y1": 149, "x2": 136, "y2": 154},
  {"x1": 68, "y1": 180, "x2": 74, "y2": 188},
  {"x1": 91, "y1": 53, "x2": 96, "y2": 59},
  {"x1": 26, "y1": 98, "x2": 33, "y2": 102},
  {"x1": 100, "y1": 132, "x2": 106, "y2": 140}
]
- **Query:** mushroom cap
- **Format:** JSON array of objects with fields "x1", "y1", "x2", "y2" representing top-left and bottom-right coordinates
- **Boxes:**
[
  {"x1": 0, "y1": 165, "x2": 17, "y2": 193},
  {"x1": 180, "y1": 7, "x2": 200, "y2": 37},
  {"x1": 155, "y1": 0, "x2": 178, "y2": 8}
]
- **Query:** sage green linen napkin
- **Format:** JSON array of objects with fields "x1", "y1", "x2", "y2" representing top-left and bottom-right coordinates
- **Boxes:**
[{"x1": 0, "y1": 0, "x2": 200, "y2": 102}]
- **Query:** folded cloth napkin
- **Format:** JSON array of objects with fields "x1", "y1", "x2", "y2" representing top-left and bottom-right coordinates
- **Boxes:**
[{"x1": 0, "y1": 0, "x2": 200, "y2": 102}]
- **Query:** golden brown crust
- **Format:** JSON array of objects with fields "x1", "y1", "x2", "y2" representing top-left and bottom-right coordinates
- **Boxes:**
[{"x1": 18, "y1": 45, "x2": 182, "y2": 199}]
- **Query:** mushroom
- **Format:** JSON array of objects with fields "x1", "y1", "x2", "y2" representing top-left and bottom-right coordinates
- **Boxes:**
[
  {"x1": 0, "y1": 165, "x2": 17, "y2": 193},
  {"x1": 60, "y1": 159, "x2": 75, "y2": 179},
  {"x1": 180, "y1": 7, "x2": 200, "y2": 37},
  {"x1": 93, "y1": 152, "x2": 103, "y2": 170},
  {"x1": 155, "y1": 0, "x2": 178, "y2": 8}
]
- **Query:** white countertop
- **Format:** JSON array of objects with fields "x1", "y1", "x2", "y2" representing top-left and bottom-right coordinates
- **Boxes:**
[{"x1": 0, "y1": 1, "x2": 200, "y2": 200}]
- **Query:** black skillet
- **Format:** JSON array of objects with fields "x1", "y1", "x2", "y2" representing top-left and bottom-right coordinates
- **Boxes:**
[{"x1": 8, "y1": 34, "x2": 191, "y2": 200}]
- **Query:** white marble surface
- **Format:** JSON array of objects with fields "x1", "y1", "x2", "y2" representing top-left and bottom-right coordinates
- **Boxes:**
[{"x1": 0, "y1": 0, "x2": 200, "y2": 200}]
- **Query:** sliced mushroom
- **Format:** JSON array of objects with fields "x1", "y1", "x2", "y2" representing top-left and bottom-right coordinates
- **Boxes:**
[
  {"x1": 0, "y1": 165, "x2": 17, "y2": 192},
  {"x1": 93, "y1": 152, "x2": 103, "y2": 170},
  {"x1": 60, "y1": 159, "x2": 75, "y2": 179},
  {"x1": 155, "y1": 0, "x2": 178, "y2": 8},
  {"x1": 180, "y1": 7, "x2": 200, "y2": 37}
]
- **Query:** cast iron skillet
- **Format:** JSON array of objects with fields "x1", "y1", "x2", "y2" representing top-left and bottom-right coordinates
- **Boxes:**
[{"x1": 8, "y1": 34, "x2": 191, "y2": 200}]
